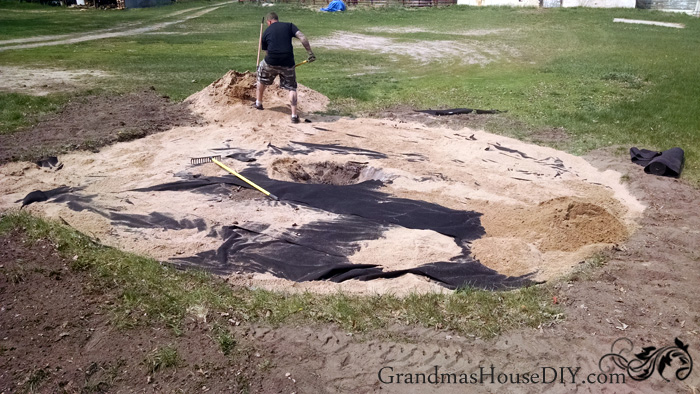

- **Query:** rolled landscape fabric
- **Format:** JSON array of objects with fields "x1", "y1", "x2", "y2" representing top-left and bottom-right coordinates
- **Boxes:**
[
  {"x1": 630, "y1": 147, "x2": 661, "y2": 166},
  {"x1": 644, "y1": 147, "x2": 685, "y2": 177}
]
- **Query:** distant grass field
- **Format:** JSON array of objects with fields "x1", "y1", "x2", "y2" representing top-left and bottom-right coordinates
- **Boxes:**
[{"x1": 1, "y1": 1, "x2": 699, "y2": 174}]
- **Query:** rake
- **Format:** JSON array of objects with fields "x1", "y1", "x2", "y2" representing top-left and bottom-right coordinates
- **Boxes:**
[{"x1": 191, "y1": 155, "x2": 279, "y2": 201}]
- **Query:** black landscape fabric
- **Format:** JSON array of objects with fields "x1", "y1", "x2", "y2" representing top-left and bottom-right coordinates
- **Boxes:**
[
  {"x1": 136, "y1": 168, "x2": 532, "y2": 290},
  {"x1": 17, "y1": 186, "x2": 73, "y2": 209},
  {"x1": 630, "y1": 147, "x2": 684, "y2": 177},
  {"x1": 630, "y1": 147, "x2": 661, "y2": 166},
  {"x1": 36, "y1": 156, "x2": 63, "y2": 170},
  {"x1": 415, "y1": 108, "x2": 503, "y2": 116},
  {"x1": 19, "y1": 154, "x2": 533, "y2": 290}
]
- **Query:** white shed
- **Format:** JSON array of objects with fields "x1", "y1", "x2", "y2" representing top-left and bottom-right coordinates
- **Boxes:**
[{"x1": 456, "y1": 0, "x2": 636, "y2": 7}]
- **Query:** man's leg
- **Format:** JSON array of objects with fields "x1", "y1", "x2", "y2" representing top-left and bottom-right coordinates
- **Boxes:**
[
  {"x1": 279, "y1": 66, "x2": 298, "y2": 122},
  {"x1": 289, "y1": 90, "x2": 298, "y2": 118},
  {"x1": 256, "y1": 82, "x2": 266, "y2": 108},
  {"x1": 256, "y1": 60, "x2": 273, "y2": 109}
]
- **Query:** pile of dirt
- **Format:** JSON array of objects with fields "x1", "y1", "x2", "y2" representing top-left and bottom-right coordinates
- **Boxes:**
[
  {"x1": 0, "y1": 89, "x2": 202, "y2": 165},
  {"x1": 483, "y1": 197, "x2": 629, "y2": 252},
  {"x1": 471, "y1": 195, "x2": 631, "y2": 279},
  {"x1": 185, "y1": 70, "x2": 329, "y2": 118},
  {"x1": 210, "y1": 70, "x2": 258, "y2": 103}
]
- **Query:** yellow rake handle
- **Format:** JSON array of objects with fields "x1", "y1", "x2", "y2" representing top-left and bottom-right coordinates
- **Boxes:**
[
  {"x1": 212, "y1": 157, "x2": 279, "y2": 201},
  {"x1": 295, "y1": 60, "x2": 308, "y2": 68}
]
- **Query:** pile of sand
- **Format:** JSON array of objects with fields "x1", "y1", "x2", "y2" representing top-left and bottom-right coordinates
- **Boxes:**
[
  {"x1": 482, "y1": 196, "x2": 629, "y2": 253},
  {"x1": 185, "y1": 70, "x2": 329, "y2": 120},
  {"x1": 0, "y1": 70, "x2": 645, "y2": 295}
]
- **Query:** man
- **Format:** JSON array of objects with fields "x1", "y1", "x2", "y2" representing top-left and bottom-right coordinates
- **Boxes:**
[{"x1": 255, "y1": 12, "x2": 316, "y2": 124}]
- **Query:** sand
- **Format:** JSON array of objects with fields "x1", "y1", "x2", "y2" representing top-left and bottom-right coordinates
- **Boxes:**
[
  {"x1": 0, "y1": 66, "x2": 111, "y2": 96},
  {"x1": 312, "y1": 32, "x2": 518, "y2": 66},
  {"x1": 0, "y1": 70, "x2": 645, "y2": 295}
]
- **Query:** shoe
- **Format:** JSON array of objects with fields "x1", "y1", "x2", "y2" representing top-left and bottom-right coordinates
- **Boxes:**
[
  {"x1": 254, "y1": 103, "x2": 264, "y2": 110},
  {"x1": 291, "y1": 115, "x2": 300, "y2": 124}
]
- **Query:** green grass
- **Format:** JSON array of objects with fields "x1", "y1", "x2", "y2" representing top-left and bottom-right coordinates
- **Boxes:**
[
  {"x1": 0, "y1": 0, "x2": 219, "y2": 40},
  {"x1": 1, "y1": 3, "x2": 699, "y2": 179},
  {"x1": 213, "y1": 325, "x2": 237, "y2": 356},
  {"x1": 0, "y1": 211, "x2": 561, "y2": 338},
  {"x1": 144, "y1": 345, "x2": 182, "y2": 373},
  {"x1": 0, "y1": 93, "x2": 67, "y2": 135}
]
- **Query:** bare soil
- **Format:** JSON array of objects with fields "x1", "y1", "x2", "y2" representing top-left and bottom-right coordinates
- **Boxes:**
[
  {"x1": 0, "y1": 66, "x2": 110, "y2": 96},
  {"x1": 0, "y1": 230, "x2": 289, "y2": 394},
  {"x1": 313, "y1": 31, "x2": 518, "y2": 66},
  {"x1": 271, "y1": 158, "x2": 367, "y2": 185},
  {"x1": 0, "y1": 88, "x2": 202, "y2": 164}
]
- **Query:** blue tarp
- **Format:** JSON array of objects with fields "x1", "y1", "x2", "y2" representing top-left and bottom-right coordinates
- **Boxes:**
[{"x1": 320, "y1": 0, "x2": 346, "y2": 12}]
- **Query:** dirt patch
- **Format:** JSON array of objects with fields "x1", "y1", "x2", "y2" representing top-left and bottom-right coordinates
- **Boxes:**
[
  {"x1": 363, "y1": 27, "x2": 514, "y2": 36},
  {"x1": 270, "y1": 158, "x2": 367, "y2": 185},
  {"x1": 313, "y1": 32, "x2": 519, "y2": 65},
  {"x1": 185, "y1": 70, "x2": 329, "y2": 120},
  {"x1": 0, "y1": 66, "x2": 110, "y2": 96},
  {"x1": 0, "y1": 88, "x2": 202, "y2": 164},
  {"x1": 482, "y1": 196, "x2": 629, "y2": 252},
  {"x1": 0, "y1": 230, "x2": 274, "y2": 393}
]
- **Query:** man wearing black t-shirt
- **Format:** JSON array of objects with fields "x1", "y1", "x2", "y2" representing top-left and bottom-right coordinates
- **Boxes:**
[{"x1": 255, "y1": 12, "x2": 316, "y2": 124}]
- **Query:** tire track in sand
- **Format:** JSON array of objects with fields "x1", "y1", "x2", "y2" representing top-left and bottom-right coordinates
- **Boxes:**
[{"x1": 0, "y1": 2, "x2": 232, "y2": 52}]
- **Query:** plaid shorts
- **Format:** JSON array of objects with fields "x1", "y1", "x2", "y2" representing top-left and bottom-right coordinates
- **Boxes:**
[{"x1": 257, "y1": 59, "x2": 297, "y2": 91}]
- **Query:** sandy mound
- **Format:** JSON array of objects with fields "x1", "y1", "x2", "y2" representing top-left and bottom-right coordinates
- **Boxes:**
[
  {"x1": 185, "y1": 70, "x2": 329, "y2": 119},
  {"x1": 482, "y1": 196, "x2": 629, "y2": 252},
  {"x1": 0, "y1": 70, "x2": 645, "y2": 295}
]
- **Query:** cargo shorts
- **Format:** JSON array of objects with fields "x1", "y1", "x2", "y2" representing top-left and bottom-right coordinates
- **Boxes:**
[{"x1": 257, "y1": 59, "x2": 297, "y2": 91}]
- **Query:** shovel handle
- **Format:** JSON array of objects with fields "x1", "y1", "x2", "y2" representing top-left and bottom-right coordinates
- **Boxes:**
[
  {"x1": 212, "y1": 157, "x2": 278, "y2": 201},
  {"x1": 256, "y1": 16, "x2": 264, "y2": 69}
]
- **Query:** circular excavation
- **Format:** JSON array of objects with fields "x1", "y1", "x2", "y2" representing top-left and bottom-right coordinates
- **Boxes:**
[
  {"x1": 0, "y1": 71, "x2": 645, "y2": 295},
  {"x1": 270, "y1": 158, "x2": 371, "y2": 185}
]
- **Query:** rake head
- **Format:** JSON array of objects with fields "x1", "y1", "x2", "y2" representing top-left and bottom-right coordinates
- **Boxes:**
[{"x1": 191, "y1": 155, "x2": 221, "y2": 165}]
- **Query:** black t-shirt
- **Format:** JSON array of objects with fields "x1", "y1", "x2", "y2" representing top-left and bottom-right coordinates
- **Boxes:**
[{"x1": 261, "y1": 21, "x2": 299, "y2": 68}]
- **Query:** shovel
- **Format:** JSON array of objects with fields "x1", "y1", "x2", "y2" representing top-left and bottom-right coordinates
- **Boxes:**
[{"x1": 191, "y1": 155, "x2": 279, "y2": 201}]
